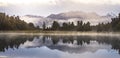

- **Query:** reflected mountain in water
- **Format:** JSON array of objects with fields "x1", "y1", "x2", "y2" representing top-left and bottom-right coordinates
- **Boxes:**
[{"x1": 0, "y1": 35, "x2": 120, "y2": 54}]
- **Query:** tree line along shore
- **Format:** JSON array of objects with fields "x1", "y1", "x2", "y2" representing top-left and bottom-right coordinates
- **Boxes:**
[{"x1": 0, "y1": 12, "x2": 120, "y2": 32}]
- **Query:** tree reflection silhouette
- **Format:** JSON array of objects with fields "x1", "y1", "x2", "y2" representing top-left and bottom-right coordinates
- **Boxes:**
[
  {"x1": 0, "y1": 35, "x2": 120, "y2": 54},
  {"x1": 0, "y1": 35, "x2": 34, "y2": 52}
]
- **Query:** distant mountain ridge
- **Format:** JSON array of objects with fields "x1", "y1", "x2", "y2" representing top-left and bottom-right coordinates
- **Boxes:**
[
  {"x1": 25, "y1": 15, "x2": 43, "y2": 18},
  {"x1": 47, "y1": 11, "x2": 107, "y2": 19},
  {"x1": 21, "y1": 11, "x2": 114, "y2": 27}
]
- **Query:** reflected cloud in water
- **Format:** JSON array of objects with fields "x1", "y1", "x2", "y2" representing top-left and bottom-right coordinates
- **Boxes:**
[{"x1": 0, "y1": 35, "x2": 120, "y2": 58}]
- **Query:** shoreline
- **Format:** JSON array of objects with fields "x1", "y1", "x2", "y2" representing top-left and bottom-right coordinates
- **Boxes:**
[{"x1": 0, "y1": 31, "x2": 120, "y2": 37}]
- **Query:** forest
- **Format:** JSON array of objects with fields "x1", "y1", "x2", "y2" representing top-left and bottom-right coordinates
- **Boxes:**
[
  {"x1": 0, "y1": 13, "x2": 38, "y2": 30},
  {"x1": 44, "y1": 13, "x2": 120, "y2": 32},
  {"x1": 0, "y1": 12, "x2": 120, "y2": 32}
]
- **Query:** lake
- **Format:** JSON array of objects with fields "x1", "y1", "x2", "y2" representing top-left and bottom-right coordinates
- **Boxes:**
[{"x1": 0, "y1": 33, "x2": 120, "y2": 58}]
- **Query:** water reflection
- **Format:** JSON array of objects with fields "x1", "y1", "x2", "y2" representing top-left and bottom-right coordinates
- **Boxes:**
[{"x1": 0, "y1": 35, "x2": 120, "y2": 58}]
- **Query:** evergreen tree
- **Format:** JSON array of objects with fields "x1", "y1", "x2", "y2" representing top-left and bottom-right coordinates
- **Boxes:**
[
  {"x1": 42, "y1": 22, "x2": 46, "y2": 30},
  {"x1": 0, "y1": 13, "x2": 36, "y2": 30},
  {"x1": 62, "y1": 22, "x2": 69, "y2": 30},
  {"x1": 70, "y1": 22, "x2": 75, "y2": 31},
  {"x1": 51, "y1": 21, "x2": 60, "y2": 30},
  {"x1": 86, "y1": 22, "x2": 91, "y2": 31},
  {"x1": 77, "y1": 21, "x2": 83, "y2": 31}
]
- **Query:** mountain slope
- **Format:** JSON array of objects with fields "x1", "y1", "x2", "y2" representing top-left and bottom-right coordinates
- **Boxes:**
[
  {"x1": 20, "y1": 11, "x2": 114, "y2": 27},
  {"x1": 47, "y1": 11, "x2": 102, "y2": 19}
]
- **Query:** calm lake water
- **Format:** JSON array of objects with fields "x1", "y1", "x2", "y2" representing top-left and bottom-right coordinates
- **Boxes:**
[{"x1": 0, "y1": 34, "x2": 120, "y2": 58}]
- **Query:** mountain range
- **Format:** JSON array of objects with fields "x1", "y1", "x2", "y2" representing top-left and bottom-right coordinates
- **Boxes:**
[{"x1": 20, "y1": 11, "x2": 115, "y2": 27}]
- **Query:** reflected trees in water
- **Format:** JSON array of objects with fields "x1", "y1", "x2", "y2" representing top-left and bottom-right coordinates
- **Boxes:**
[{"x1": 0, "y1": 35, "x2": 120, "y2": 54}]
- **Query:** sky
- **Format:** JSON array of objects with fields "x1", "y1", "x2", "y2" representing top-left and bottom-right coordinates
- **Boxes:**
[{"x1": 0, "y1": 0, "x2": 120, "y2": 16}]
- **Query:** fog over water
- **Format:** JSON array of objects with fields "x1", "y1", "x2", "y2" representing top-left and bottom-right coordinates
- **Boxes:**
[{"x1": 0, "y1": 32, "x2": 120, "y2": 37}]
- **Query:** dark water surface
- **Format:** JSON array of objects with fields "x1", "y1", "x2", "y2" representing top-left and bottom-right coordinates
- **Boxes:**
[{"x1": 0, "y1": 34, "x2": 120, "y2": 58}]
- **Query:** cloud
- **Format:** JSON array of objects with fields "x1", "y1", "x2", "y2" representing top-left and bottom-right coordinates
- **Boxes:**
[
  {"x1": 70, "y1": 0, "x2": 120, "y2": 5},
  {"x1": 0, "y1": 2, "x2": 8, "y2": 6},
  {"x1": 0, "y1": 0, "x2": 120, "y2": 6},
  {"x1": 0, "y1": 0, "x2": 120, "y2": 16},
  {"x1": 0, "y1": 0, "x2": 57, "y2": 6},
  {"x1": 62, "y1": 0, "x2": 120, "y2": 5}
]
